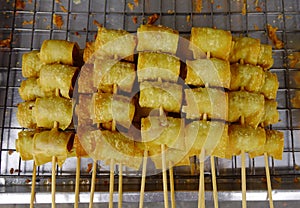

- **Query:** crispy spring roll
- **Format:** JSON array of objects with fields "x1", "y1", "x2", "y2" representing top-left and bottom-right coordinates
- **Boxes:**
[
  {"x1": 94, "y1": 27, "x2": 136, "y2": 61},
  {"x1": 137, "y1": 52, "x2": 180, "y2": 83},
  {"x1": 186, "y1": 58, "x2": 231, "y2": 88},
  {"x1": 38, "y1": 64, "x2": 78, "y2": 99},
  {"x1": 15, "y1": 130, "x2": 37, "y2": 161},
  {"x1": 33, "y1": 97, "x2": 73, "y2": 130},
  {"x1": 32, "y1": 129, "x2": 75, "y2": 167},
  {"x1": 183, "y1": 88, "x2": 228, "y2": 120},
  {"x1": 139, "y1": 81, "x2": 182, "y2": 113},
  {"x1": 75, "y1": 94, "x2": 93, "y2": 127},
  {"x1": 137, "y1": 24, "x2": 179, "y2": 54},
  {"x1": 150, "y1": 148, "x2": 189, "y2": 169},
  {"x1": 91, "y1": 130, "x2": 142, "y2": 170},
  {"x1": 22, "y1": 50, "x2": 44, "y2": 78},
  {"x1": 257, "y1": 44, "x2": 274, "y2": 70},
  {"x1": 261, "y1": 71, "x2": 279, "y2": 100},
  {"x1": 19, "y1": 78, "x2": 55, "y2": 101},
  {"x1": 94, "y1": 59, "x2": 136, "y2": 93},
  {"x1": 39, "y1": 40, "x2": 80, "y2": 66},
  {"x1": 77, "y1": 64, "x2": 95, "y2": 93},
  {"x1": 261, "y1": 100, "x2": 279, "y2": 126},
  {"x1": 228, "y1": 91, "x2": 265, "y2": 128},
  {"x1": 249, "y1": 130, "x2": 284, "y2": 160},
  {"x1": 230, "y1": 37, "x2": 261, "y2": 65},
  {"x1": 73, "y1": 134, "x2": 89, "y2": 158},
  {"x1": 190, "y1": 27, "x2": 232, "y2": 60},
  {"x1": 230, "y1": 63, "x2": 265, "y2": 92},
  {"x1": 83, "y1": 42, "x2": 95, "y2": 63},
  {"x1": 141, "y1": 116, "x2": 185, "y2": 150},
  {"x1": 17, "y1": 101, "x2": 36, "y2": 128},
  {"x1": 226, "y1": 125, "x2": 266, "y2": 157},
  {"x1": 92, "y1": 92, "x2": 135, "y2": 128}
]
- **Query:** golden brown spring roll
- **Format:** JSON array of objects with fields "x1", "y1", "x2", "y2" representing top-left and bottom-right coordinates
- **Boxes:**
[
  {"x1": 92, "y1": 92, "x2": 135, "y2": 128},
  {"x1": 83, "y1": 42, "x2": 95, "y2": 63},
  {"x1": 190, "y1": 27, "x2": 232, "y2": 60},
  {"x1": 19, "y1": 78, "x2": 55, "y2": 101},
  {"x1": 141, "y1": 116, "x2": 185, "y2": 150},
  {"x1": 91, "y1": 130, "x2": 142, "y2": 170},
  {"x1": 226, "y1": 125, "x2": 266, "y2": 157},
  {"x1": 185, "y1": 58, "x2": 231, "y2": 88},
  {"x1": 248, "y1": 130, "x2": 284, "y2": 160},
  {"x1": 32, "y1": 129, "x2": 75, "y2": 167},
  {"x1": 211, "y1": 124, "x2": 229, "y2": 158},
  {"x1": 230, "y1": 63, "x2": 265, "y2": 92},
  {"x1": 75, "y1": 94, "x2": 93, "y2": 127},
  {"x1": 183, "y1": 88, "x2": 228, "y2": 120},
  {"x1": 260, "y1": 99, "x2": 279, "y2": 126},
  {"x1": 15, "y1": 130, "x2": 37, "y2": 161},
  {"x1": 257, "y1": 44, "x2": 274, "y2": 70},
  {"x1": 17, "y1": 101, "x2": 36, "y2": 128},
  {"x1": 261, "y1": 71, "x2": 279, "y2": 100},
  {"x1": 230, "y1": 37, "x2": 261, "y2": 65},
  {"x1": 39, "y1": 40, "x2": 80, "y2": 66},
  {"x1": 73, "y1": 134, "x2": 89, "y2": 158},
  {"x1": 38, "y1": 64, "x2": 78, "y2": 99},
  {"x1": 33, "y1": 97, "x2": 73, "y2": 130},
  {"x1": 228, "y1": 91, "x2": 265, "y2": 128},
  {"x1": 22, "y1": 50, "x2": 44, "y2": 78},
  {"x1": 137, "y1": 52, "x2": 180, "y2": 83},
  {"x1": 139, "y1": 81, "x2": 182, "y2": 113},
  {"x1": 137, "y1": 24, "x2": 179, "y2": 54},
  {"x1": 94, "y1": 59, "x2": 136, "y2": 93},
  {"x1": 77, "y1": 64, "x2": 95, "y2": 93},
  {"x1": 94, "y1": 27, "x2": 136, "y2": 61}
]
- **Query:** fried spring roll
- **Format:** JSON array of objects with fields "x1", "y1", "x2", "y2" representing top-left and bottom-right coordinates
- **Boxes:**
[
  {"x1": 230, "y1": 37, "x2": 261, "y2": 65},
  {"x1": 257, "y1": 44, "x2": 274, "y2": 70},
  {"x1": 15, "y1": 130, "x2": 37, "y2": 161},
  {"x1": 249, "y1": 130, "x2": 284, "y2": 160},
  {"x1": 73, "y1": 134, "x2": 89, "y2": 158},
  {"x1": 261, "y1": 100, "x2": 279, "y2": 126},
  {"x1": 137, "y1": 24, "x2": 179, "y2": 54},
  {"x1": 185, "y1": 58, "x2": 231, "y2": 88},
  {"x1": 190, "y1": 27, "x2": 232, "y2": 60},
  {"x1": 226, "y1": 125, "x2": 266, "y2": 157},
  {"x1": 77, "y1": 64, "x2": 95, "y2": 93},
  {"x1": 39, "y1": 40, "x2": 80, "y2": 66},
  {"x1": 92, "y1": 92, "x2": 135, "y2": 128},
  {"x1": 94, "y1": 27, "x2": 136, "y2": 61},
  {"x1": 22, "y1": 50, "x2": 44, "y2": 78},
  {"x1": 19, "y1": 78, "x2": 55, "y2": 101},
  {"x1": 75, "y1": 94, "x2": 93, "y2": 127},
  {"x1": 38, "y1": 64, "x2": 78, "y2": 99},
  {"x1": 17, "y1": 101, "x2": 36, "y2": 128},
  {"x1": 183, "y1": 88, "x2": 228, "y2": 120},
  {"x1": 150, "y1": 148, "x2": 189, "y2": 169},
  {"x1": 83, "y1": 42, "x2": 95, "y2": 63},
  {"x1": 137, "y1": 52, "x2": 180, "y2": 83},
  {"x1": 230, "y1": 63, "x2": 265, "y2": 92},
  {"x1": 261, "y1": 71, "x2": 279, "y2": 100},
  {"x1": 211, "y1": 124, "x2": 229, "y2": 158},
  {"x1": 139, "y1": 81, "x2": 182, "y2": 113},
  {"x1": 141, "y1": 116, "x2": 185, "y2": 150},
  {"x1": 94, "y1": 59, "x2": 136, "y2": 93},
  {"x1": 33, "y1": 97, "x2": 73, "y2": 130},
  {"x1": 32, "y1": 129, "x2": 75, "y2": 167},
  {"x1": 228, "y1": 91, "x2": 265, "y2": 128}
]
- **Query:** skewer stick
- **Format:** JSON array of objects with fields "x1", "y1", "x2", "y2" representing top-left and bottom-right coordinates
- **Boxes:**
[
  {"x1": 139, "y1": 150, "x2": 148, "y2": 208},
  {"x1": 198, "y1": 148, "x2": 205, "y2": 208},
  {"x1": 118, "y1": 164, "x2": 123, "y2": 208},
  {"x1": 161, "y1": 144, "x2": 169, "y2": 208},
  {"x1": 210, "y1": 156, "x2": 218, "y2": 208},
  {"x1": 264, "y1": 153, "x2": 274, "y2": 208},
  {"x1": 109, "y1": 159, "x2": 115, "y2": 208},
  {"x1": 51, "y1": 156, "x2": 56, "y2": 208},
  {"x1": 74, "y1": 157, "x2": 81, "y2": 208},
  {"x1": 30, "y1": 161, "x2": 36, "y2": 208},
  {"x1": 169, "y1": 161, "x2": 175, "y2": 208},
  {"x1": 241, "y1": 150, "x2": 247, "y2": 208},
  {"x1": 89, "y1": 160, "x2": 97, "y2": 208}
]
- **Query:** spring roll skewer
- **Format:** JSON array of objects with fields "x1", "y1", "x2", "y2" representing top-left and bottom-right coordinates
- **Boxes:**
[
  {"x1": 74, "y1": 157, "x2": 81, "y2": 208},
  {"x1": 264, "y1": 152, "x2": 274, "y2": 208},
  {"x1": 118, "y1": 164, "x2": 123, "y2": 208},
  {"x1": 51, "y1": 120, "x2": 59, "y2": 208},
  {"x1": 89, "y1": 160, "x2": 97, "y2": 208},
  {"x1": 139, "y1": 150, "x2": 148, "y2": 208},
  {"x1": 30, "y1": 162, "x2": 36, "y2": 208}
]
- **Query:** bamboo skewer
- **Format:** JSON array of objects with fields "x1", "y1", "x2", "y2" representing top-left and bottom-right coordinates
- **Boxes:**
[
  {"x1": 198, "y1": 149, "x2": 205, "y2": 208},
  {"x1": 210, "y1": 156, "x2": 218, "y2": 208},
  {"x1": 109, "y1": 159, "x2": 115, "y2": 208},
  {"x1": 139, "y1": 150, "x2": 148, "y2": 208},
  {"x1": 51, "y1": 156, "x2": 57, "y2": 208},
  {"x1": 169, "y1": 161, "x2": 175, "y2": 208},
  {"x1": 241, "y1": 150, "x2": 247, "y2": 208},
  {"x1": 161, "y1": 144, "x2": 169, "y2": 208},
  {"x1": 89, "y1": 160, "x2": 97, "y2": 208},
  {"x1": 264, "y1": 153, "x2": 274, "y2": 208},
  {"x1": 30, "y1": 161, "x2": 36, "y2": 208},
  {"x1": 118, "y1": 164, "x2": 123, "y2": 208},
  {"x1": 74, "y1": 157, "x2": 81, "y2": 208}
]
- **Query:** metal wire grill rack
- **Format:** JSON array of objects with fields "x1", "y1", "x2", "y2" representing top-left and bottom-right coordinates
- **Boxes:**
[{"x1": 0, "y1": 0, "x2": 300, "y2": 204}]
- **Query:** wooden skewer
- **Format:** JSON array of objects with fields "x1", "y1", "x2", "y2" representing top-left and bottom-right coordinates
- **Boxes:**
[
  {"x1": 210, "y1": 156, "x2": 218, "y2": 208},
  {"x1": 139, "y1": 150, "x2": 148, "y2": 208},
  {"x1": 89, "y1": 160, "x2": 97, "y2": 208},
  {"x1": 51, "y1": 156, "x2": 56, "y2": 208},
  {"x1": 118, "y1": 164, "x2": 123, "y2": 208},
  {"x1": 241, "y1": 150, "x2": 247, "y2": 208},
  {"x1": 169, "y1": 161, "x2": 176, "y2": 208},
  {"x1": 264, "y1": 153, "x2": 274, "y2": 208},
  {"x1": 30, "y1": 161, "x2": 36, "y2": 208},
  {"x1": 74, "y1": 157, "x2": 81, "y2": 208},
  {"x1": 198, "y1": 148, "x2": 205, "y2": 208},
  {"x1": 161, "y1": 144, "x2": 169, "y2": 208},
  {"x1": 109, "y1": 159, "x2": 115, "y2": 208}
]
